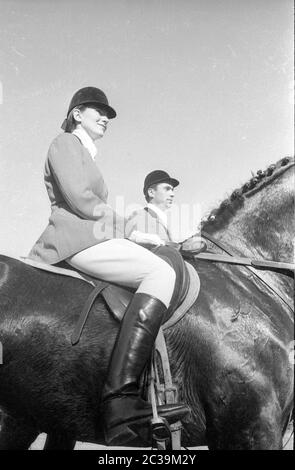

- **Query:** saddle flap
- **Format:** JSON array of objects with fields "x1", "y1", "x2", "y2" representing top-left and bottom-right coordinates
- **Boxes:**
[
  {"x1": 102, "y1": 285, "x2": 133, "y2": 322},
  {"x1": 101, "y1": 261, "x2": 200, "y2": 329}
]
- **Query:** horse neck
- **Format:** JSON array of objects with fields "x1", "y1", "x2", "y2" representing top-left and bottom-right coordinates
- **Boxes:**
[{"x1": 203, "y1": 168, "x2": 294, "y2": 303}]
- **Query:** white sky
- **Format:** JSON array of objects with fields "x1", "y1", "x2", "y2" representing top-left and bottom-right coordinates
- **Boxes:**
[{"x1": 0, "y1": 0, "x2": 293, "y2": 256}]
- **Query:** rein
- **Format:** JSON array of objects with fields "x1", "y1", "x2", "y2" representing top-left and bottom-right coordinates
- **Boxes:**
[
  {"x1": 199, "y1": 232, "x2": 295, "y2": 273},
  {"x1": 193, "y1": 232, "x2": 294, "y2": 312}
]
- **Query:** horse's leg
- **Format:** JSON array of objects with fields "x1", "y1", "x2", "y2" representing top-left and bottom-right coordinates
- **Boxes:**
[
  {"x1": 0, "y1": 412, "x2": 39, "y2": 450},
  {"x1": 43, "y1": 434, "x2": 76, "y2": 450},
  {"x1": 206, "y1": 395, "x2": 283, "y2": 450}
]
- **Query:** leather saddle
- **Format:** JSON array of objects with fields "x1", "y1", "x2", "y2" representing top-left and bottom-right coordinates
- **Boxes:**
[
  {"x1": 55, "y1": 245, "x2": 192, "y2": 343},
  {"x1": 22, "y1": 243, "x2": 202, "y2": 344}
]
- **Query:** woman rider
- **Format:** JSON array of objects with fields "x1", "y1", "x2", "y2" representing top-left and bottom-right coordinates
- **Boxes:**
[{"x1": 28, "y1": 87, "x2": 187, "y2": 445}]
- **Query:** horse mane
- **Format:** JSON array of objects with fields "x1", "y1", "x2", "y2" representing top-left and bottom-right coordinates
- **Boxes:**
[{"x1": 201, "y1": 156, "x2": 294, "y2": 232}]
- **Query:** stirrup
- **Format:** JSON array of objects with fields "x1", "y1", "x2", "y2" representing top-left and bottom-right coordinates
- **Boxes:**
[
  {"x1": 149, "y1": 357, "x2": 174, "y2": 449},
  {"x1": 151, "y1": 416, "x2": 171, "y2": 442}
]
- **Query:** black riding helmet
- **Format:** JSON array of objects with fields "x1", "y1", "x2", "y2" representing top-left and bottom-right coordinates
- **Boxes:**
[{"x1": 61, "y1": 87, "x2": 117, "y2": 130}]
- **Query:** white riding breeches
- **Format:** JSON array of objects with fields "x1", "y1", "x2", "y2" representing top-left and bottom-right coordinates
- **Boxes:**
[{"x1": 66, "y1": 239, "x2": 176, "y2": 308}]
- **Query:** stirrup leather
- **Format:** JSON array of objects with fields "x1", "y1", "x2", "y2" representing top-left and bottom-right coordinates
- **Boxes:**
[{"x1": 148, "y1": 327, "x2": 183, "y2": 450}]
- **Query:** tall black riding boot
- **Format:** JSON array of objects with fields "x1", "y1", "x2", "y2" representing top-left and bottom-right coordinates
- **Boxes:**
[{"x1": 102, "y1": 293, "x2": 188, "y2": 446}]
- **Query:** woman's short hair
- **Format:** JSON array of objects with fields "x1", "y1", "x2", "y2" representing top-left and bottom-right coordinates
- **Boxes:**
[{"x1": 64, "y1": 105, "x2": 86, "y2": 133}]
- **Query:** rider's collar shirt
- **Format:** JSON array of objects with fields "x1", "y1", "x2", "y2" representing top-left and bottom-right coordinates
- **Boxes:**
[
  {"x1": 146, "y1": 203, "x2": 168, "y2": 228},
  {"x1": 72, "y1": 127, "x2": 98, "y2": 161}
]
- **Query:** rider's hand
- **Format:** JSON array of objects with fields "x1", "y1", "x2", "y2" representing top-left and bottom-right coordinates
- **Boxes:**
[
  {"x1": 181, "y1": 236, "x2": 207, "y2": 253},
  {"x1": 129, "y1": 230, "x2": 165, "y2": 246}
]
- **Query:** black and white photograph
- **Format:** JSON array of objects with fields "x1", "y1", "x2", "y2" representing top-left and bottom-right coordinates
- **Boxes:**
[{"x1": 0, "y1": 0, "x2": 293, "y2": 455}]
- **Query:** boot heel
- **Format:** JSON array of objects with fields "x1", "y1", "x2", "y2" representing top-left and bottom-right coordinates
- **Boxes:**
[{"x1": 105, "y1": 423, "x2": 138, "y2": 447}]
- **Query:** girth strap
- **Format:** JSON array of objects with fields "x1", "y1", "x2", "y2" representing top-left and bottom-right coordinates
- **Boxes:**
[{"x1": 71, "y1": 281, "x2": 108, "y2": 345}]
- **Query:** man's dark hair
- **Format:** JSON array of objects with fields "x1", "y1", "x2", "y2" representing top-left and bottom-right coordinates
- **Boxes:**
[{"x1": 144, "y1": 183, "x2": 158, "y2": 203}]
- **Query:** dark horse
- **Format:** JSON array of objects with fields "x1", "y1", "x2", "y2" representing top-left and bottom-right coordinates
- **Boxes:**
[{"x1": 0, "y1": 157, "x2": 294, "y2": 450}]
